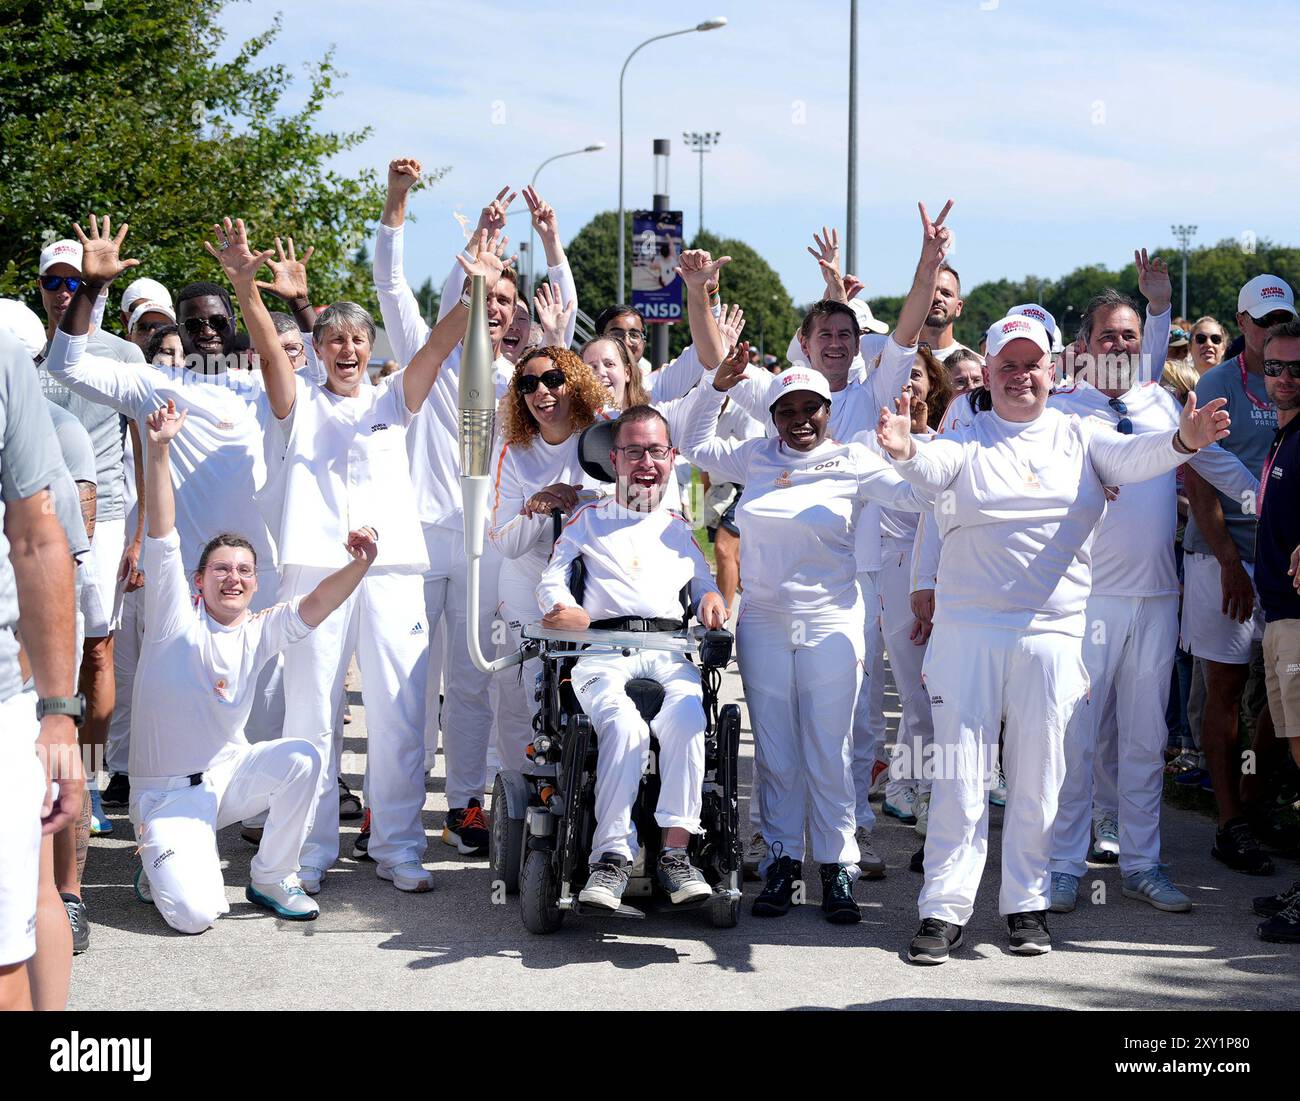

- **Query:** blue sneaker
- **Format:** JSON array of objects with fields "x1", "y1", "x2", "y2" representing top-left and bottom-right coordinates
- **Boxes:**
[
  {"x1": 89, "y1": 785, "x2": 113, "y2": 835},
  {"x1": 883, "y1": 788, "x2": 918, "y2": 824},
  {"x1": 133, "y1": 866, "x2": 152, "y2": 904},
  {"x1": 1049, "y1": 871, "x2": 1079, "y2": 913},
  {"x1": 246, "y1": 878, "x2": 320, "y2": 920},
  {"x1": 1174, "y1": 767, "x2": 1208, "y2": 786},
  {"x1": 1122, "y1": 867, "x2": 1192, "y2": 912}
]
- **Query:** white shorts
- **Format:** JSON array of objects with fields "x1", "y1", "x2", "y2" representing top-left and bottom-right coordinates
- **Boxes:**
[
  {"x1": 0, "y1": 691, "x2": 46, "y2": 966},
  {"x1": 1181, "y1": 552, "x2": 1265, "y2": 665},
  {"x1": 81, "y1": 516, "x2": 127, "y2": 639}
]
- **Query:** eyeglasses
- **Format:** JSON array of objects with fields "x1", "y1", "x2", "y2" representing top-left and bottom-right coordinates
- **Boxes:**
[
  {"x1": 39, "y1": 275, "x2": 82, "y2": 294},
  {"x1": 516, "y1": 368, "x2": 566, "y2": 395},
  {"x1": 1263, "y1": 358, "x2": 1300, "y2": 379},
  {"x1": 206, "y1": 563, "x2": 255, "y2": 580},
  {"x1": 615, "y1": 444, "x2": 673, "y2": 461},
  {"x1": 1194, "y1": 332, "x2": 1223, "y2": 345},
  {"x1": 1108, "y1": 396, "x2": 1133, "y2": 434},
  {"x1": 609, "y1": 327, "x2": 645, "y2": 345},
  {"x1": 182, "y1": 314, "x2": 231, "y2": 336}
]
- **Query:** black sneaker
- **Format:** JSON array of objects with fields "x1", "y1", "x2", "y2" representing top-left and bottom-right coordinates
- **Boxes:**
[
  {"x1": 1257, "y1": 901, "x2": 1300, "y2": 944},
  {"x1": 909, "y1": 846, "x2": 925, "y2": 874},
  {"x1": 1212, "y1": 817, "x2": 1275, "y2": 876},
  {"x1": 908, "y1": 917, "x2": 963, "y2": 964},
  {"x1": 1253, "y1": 879, "x2": 1300, "y2": 918},
  {"x1": 352, "y1": 808, "x2": 372, "y2": 862},
  {"x1": 752, "y1": 853, "x2": 801, "y2": 917},
  {"x1": 1007, "y1": 910, "x2": 1051, "y2": 955},
  {"x1": 819, "y1": 863, "x2": 862, "y2": 924},
  {"x1": 338, "y1": 777, "x2": 364, "y2": 821},
  {"x1": 101, "y1": 773, "x2": 130, "y2": 808},
  {"x1": 62, "y1": 892, "x2": 89, "y2": 955},
  {"x1": 442, "y1": 799, "x2": 489, "y2": 856}
]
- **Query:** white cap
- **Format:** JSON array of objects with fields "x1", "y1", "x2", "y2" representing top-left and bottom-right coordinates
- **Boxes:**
[
  {"x1": 1237, "y1": 274, "x2": 1297, "y2": 320},
  {"x1": 38, "y1": 239, "x2": 83, "y2": 275},
  {"x1": 847, "y1": 298, "x2": 890, "y2": 335},
  {"x1": 0, "y1": 299, "x2": 47, "y2": 358},
  {"x1": 121, "y1": 278, "x2": 173, "y2": 318},
  {"x1": 1007, "y1": 303, "x2": 1064, "y2": 353},
  {"x1": 984, "y1": 315, "x2": 1051, "y2": 359},
  {"x1": 127, "y1": 301, "x2": 176, "y2": 333},
  {"x1": 767, "y1": 365, "x2": 833, "y2": 409}
]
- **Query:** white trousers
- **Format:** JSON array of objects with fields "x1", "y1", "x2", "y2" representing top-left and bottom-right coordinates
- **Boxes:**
[
  {"x1": 850, "y1": 570, "x2": 885, "y2": 828},
  {"x1": 422, "y1": 524, "x2": 499, "y2": 808},
  {"x1": 0, "y1": 692, "x2": 44, "y2": 965},
  {"x1": 1051, "y1": 594, "x2": 1178, "y2": 878},
  {"x1": 281, "y1": 567, "x2": 428, "y2": 872},
  {"x1": 1091, "y1": 691, "x2": 1120, "y2": 818},
  {"x1": 920, "y1": 625, "x2": 1089, "y2": 923},
  {"x1": 497, "y1": 561, "x2": 545, "y2": 775},
  {"x1": 738, "y1": 597, "x2": 864, "y2": 868},
  {"x1": 573, "y1": 648, "x2": 706, "y2": 863},
  {"x1": 129, "y1": 739, "x2": 321, "y2": 935},
  {"x1": 880, "y1": 538, "x2": 934, "y2": 798}
]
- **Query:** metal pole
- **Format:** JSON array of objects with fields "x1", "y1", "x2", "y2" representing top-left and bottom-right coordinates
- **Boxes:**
[
  {"x1": 699, "y1": 147, "x2": 704, "y2": 236},
  {"x1": 652, "y1": 138, "x2": 671, "y2": 370},
  {"x1": 1170, "y1": 224, "x2": 1198, "y2": 319},
  {"x1": 846, "y1": 0, "x2": 858, "y2": 275},
  {"x1": 527, "y1": 144, "x2": 605, "y2": 310}
]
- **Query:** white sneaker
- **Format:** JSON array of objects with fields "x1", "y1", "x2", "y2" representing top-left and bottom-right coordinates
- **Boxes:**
[
  {"x1": 989, "y1": 765, "x2": 1007, "y2": 807},
  {"x1": 1089, "y1": 812, "x2": 1120, "y2": 863},
  {"x1": 743, "y1": 831, "x2": 768, "y2": 880},
  {"x1": 298, "y1": 866, "x2": 324, "y2": 895},
  {"x1": 883, "y1": 787, "x2": 919, "y2": 823},
  {"x1": 914, "y1": 792, "x2": 931, "y2": 837},
  {"x1": 377, "y1": 861, "x2": 434, "y2": 892},
  {"x1": 854, "y1": 826, "x2": 886, "y2": 879},
  {"x1": 247, "y1": 878, "x2": 320, "y2": 921}
]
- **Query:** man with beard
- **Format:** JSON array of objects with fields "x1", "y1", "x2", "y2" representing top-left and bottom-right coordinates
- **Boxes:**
[{"x1": 921, "y1": 264, "x2": 969, "y2": 364}]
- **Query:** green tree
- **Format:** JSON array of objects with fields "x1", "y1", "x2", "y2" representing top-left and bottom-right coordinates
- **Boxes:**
[{"x1": 564, "y1": 210, "x2": 633, "y2": 320}]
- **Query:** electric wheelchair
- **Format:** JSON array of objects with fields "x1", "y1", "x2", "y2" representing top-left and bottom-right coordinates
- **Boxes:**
[{"x1": 489, "y1": 423, "x2": 744, "y2": 933}]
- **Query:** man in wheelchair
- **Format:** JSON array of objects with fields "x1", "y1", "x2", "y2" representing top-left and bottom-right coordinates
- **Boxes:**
[{"x1": 537, "y1": 405, "x2": 727, "y2": 912}]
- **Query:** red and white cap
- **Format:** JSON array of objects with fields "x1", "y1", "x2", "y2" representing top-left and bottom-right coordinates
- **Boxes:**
[
  {"x1": 121, "y1": 278, "x2": 174, "y2": 318},
  {"x1": 1007, "y1": 303, "x2": 1064, "y2": 353},
  {"x1": 984, "y1": 315, "x2": 1051, "y2": 359},
  {"x1": 127, "y1": 300, "x2": 176, "y2": 333},
  {"x1": 38, "y1": 239, "x2": 83, "y2": 275},
  {"x1": 1237, "y1": 274, "x2": 1297, "y2": 320},
  {"x1": 767, "y1": 365, "x2": 833, "y2": 408}
]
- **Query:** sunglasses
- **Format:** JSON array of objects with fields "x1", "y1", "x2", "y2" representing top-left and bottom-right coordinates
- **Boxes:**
[
  {"x1": 1263, "y1": 359, "x2": 1300, "y2": 379},
  {"x1": 1194, "y1": 332, "x2": 1223, "y2": 345},
  {"x1": 182, "y1": 314, "x2": 231, "y2": 336},
  {"x1": 133, "y1": 318, "x2": 169, "y2": 335},
  {"x1": 517, "y1": 368, "x2": 566, "y2": 395},
  {"x1": 1108, "y1": 396, "x2": 1133, "y2": 434},
  {"x1": 40, "y1": 275, "x2": 81, "y2": 294},
  {"x1": 1250, "y1": 312, "x2": 1295, "y2": 328}
]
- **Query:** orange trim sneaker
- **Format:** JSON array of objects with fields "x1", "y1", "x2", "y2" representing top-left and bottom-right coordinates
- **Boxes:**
[{"x1": 442, "y1": 798, "x2": 489, "y2": 856}]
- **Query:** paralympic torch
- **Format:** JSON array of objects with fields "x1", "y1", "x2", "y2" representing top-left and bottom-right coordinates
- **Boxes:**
[{"x1": 460, "y1": 273, "x2": 524, "y2": 673}]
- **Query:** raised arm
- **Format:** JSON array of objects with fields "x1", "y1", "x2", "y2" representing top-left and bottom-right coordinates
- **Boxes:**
[
  {"x1": 144, "y1": 401, "x2": 185, "y2": 538},
  {"x1": 1136, "y1": 248, "x2": 1173, "y2": 384},
  {"x1": 255, "y1": 235, "x2": 318, "y2": 334},
  {"x1": 1087, "y1": 392, "x2": 1229, "y2": 486},
  {"x1": 374, "y1": 157, "x2": 433, "y2": 364},
  {"x1": 679, "y1": 249, "x2": 731, "y2": 370},
  {"x1": 523, "y1": 186, "x2": 579, "y2": 346},
  {"x1": 876, "y1": 388, "x2": 965, "y2": 491},
  {"x1": 299, "y1": 527, "x2": 379, "y2": 628},
  {"x1": 139, "y1": 402, "x2": 195, "y2": 645},
  {"x1": 675, "y1": 344, "x2": 754, "y2": 485},
  {"x1": 893, "y1": 200, "x2": 954, "y2": 349}
]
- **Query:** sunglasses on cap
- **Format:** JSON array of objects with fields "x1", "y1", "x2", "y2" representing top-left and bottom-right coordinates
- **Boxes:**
[
  {"x1": 1108, "y1": 396, "x2": 1133, "y2": 435},
  {"x1": 1263, "y1": 359, "x2": 1300, "y2": 379},
  {"x1": 39, "y1": 275, "x2": 81, "y2": 294},
  {"x1": 516, "y1": 368, "x2": 567, "y2": 395},
  {"x1": 1250, "y1": 312, "x2": 1295, "y2": 327},
  {"x1": 182, "y1": 314, "x2": 231, "y2": 336},
  {"x1": 1194, "y1": 332, "x2": 1223, "y2": 346}
]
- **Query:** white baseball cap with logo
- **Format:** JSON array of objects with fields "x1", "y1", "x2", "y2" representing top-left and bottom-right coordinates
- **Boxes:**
[
  {"x1": 1007, "y1": 302, "x2": 1064, "y2": 353},
  {"x1": 767, "y1": 365, "x2": 833, "y2": 410},
  {"x1": 984, "y1": 315, "x2": 1051, "y2": 359},
  {"x1": 127, "y1": 301, "x2": 177, "y2": 333},
  {"x1": 121, "y1": 278, "x2": 174, "y2": 319},
  {"x1": 0, "y1": 298, "x2": 48, "y2": 358},
  {"x1": 38, "y1": 239, "x2": 83, "y2": 275},
  {"x1": 1237, "y1": 274, "x2": 1297, "y2": 320}
]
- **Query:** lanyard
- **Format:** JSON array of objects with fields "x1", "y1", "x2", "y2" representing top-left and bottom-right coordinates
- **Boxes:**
[
  {"x1": 1239, "y1": 354, "x2": 1272, "y2": 413},
  {"x1": 1257, "y1": 417, "x2": 1297, "y2": 516}
]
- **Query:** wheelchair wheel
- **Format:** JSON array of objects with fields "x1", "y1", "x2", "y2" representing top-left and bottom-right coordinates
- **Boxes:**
[
  {"x1": 520, "y1": 849, "x2": 565, "y2": 934},
  {"x1": 489, "y1": 773, "x2": 523, "y2": 895}
]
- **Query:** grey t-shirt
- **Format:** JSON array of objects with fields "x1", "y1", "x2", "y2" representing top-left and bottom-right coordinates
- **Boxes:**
[
  {"x1": 46, "y1": 401, "x2": 94, "y2": 561},
  {"x1": 0, "y1": 332, "x2": 66, "y2": 703},
  {"x1": 1183, "y1": 354, "x2": 1278, "y2": 562}
]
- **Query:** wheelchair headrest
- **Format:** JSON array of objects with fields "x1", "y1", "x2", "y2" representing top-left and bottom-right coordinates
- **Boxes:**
[{"x1": 578, "y1": 419, "x2": 618, "y2": 484}]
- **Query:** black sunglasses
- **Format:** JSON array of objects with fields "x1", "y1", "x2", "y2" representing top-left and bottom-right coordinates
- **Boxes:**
[
  {"x1": 1263, "y1": 359, "x2": 1300, "y2": 379},
  {"x1": 40, "y1": 275, "x2": 81, "y2": 294},
  {"x1": 1108, "y1": 396, "x2": 1133, "y2": 434},
  {"x1": 517, "y1": 368, "x2": 566, "y2": 395},
  {"x1": 182, "y1": 314, "x2": 231, "y2": 336},
  {"x1": 1194, "y1": 332, "x2": 1223, "y2": 345},
  {"x1": 1250, "y1": 312, "x2": 1294, "y2": 328}
]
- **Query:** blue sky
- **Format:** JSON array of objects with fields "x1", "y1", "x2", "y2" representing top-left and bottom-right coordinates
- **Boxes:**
[{"x1": 219, "y1": 0, "x2": 1300, "y2": 305}]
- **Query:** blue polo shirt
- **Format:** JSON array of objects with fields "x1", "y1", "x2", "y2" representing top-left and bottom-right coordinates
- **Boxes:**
[{"x1": 1255, "y1": 414, "x2": 1300, "y2": 622}]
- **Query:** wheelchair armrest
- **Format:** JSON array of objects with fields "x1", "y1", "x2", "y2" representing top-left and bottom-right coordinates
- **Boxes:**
[{"x1": 697, "y1": 627, "x2": 734, "y2": 669}]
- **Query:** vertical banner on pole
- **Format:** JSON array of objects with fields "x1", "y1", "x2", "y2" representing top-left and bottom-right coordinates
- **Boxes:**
[{"x1": 631, "y1": 210, "x2": 684, "y2": 323}]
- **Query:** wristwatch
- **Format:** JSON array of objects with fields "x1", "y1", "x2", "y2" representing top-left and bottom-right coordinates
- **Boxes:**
[{"x1": 36, "y1": 694, "x2": 86, "y2": 726}]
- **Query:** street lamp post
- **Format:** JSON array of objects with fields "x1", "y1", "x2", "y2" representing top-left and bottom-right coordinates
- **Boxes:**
[
  {"x1": 1171, "y1": 223, "x2": 1198, "y2": 319},
  {"x1": 846, "y1": 0, "x2": 858, "y2": 275},
  {"x1": 683, "y1": 130, "x2": 721, "y2": 236},
  {"x1": 618, "y1": 17, "x2": 727, "y2": 304},
  {"x1": 524, "y1": 143, "x2": 605, "y2": 302}
]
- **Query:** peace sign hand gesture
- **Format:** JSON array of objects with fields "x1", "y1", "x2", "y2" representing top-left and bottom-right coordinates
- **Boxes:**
[{"x1": 917, "y1": 199, "x2": 955, "y2": 271}]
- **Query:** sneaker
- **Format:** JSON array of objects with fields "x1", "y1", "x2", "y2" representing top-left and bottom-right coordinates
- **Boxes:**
[
  {"x1": 657, "y1": 848, "x2": 711, "y2": 905},
  {"x1": 377, "y1": 861, "x2": 434, "y2": 892},
  {"x1": 1007, "y1": 910, "x2": 1051, "y2": 955},
  {"x1": 989, "y1": 764, "x2": 1007, "y2": 807},
  {"x1": 338, "y1": 777, "x2": 363, "y2": 821},
  {"x1": 1212, "y1": 817, "x2": 1275, "y2": 876},
  {"x1": 908, "y1": 917, "x2": 963, "y2": 964},
  {"x1": 579, "y1": 854, "x2": 630, "y2": 910},
  {"x1": 246, "y1": 878, "x2": 320, "y2": 920},
  {"x1": 1088, "y1": 811, "x2": 1120, "y2": 863},
  {"x1": 854, "y1": 826, "x2": 886, "y2": 879},
  {"x1": 1049, "y1": 871, "x2": 1079, "y2": 913},
  {"x1": 1257, "y1": 901, "x2": 1300, "y2": 944},
  {"x1": 101, "y1": 772, "x2": 130, "y2": 808},
  {"x1": 883, "y1": 787, "x2": 919, "y2": 824},
  {"x1": 913, "y1": 792, "x2": 931, "y2": 837},
  {"x1": 297, "y1": 866, "x2": 324, "y2": 895},
  {"x1": 742, "y1": 831, "x2": 768, "y2": 881},
  {"x1": 240, "y1": 826, "x2": 263, "y2": 847},
  {"x1": 752, "y1": 852, "x2": 802, "y2": 917},
  {"x1": 133, "y1": 866, "x2": 152, "y2": 904},
  {"x1": 819, "y1": 863, "x2": 861, "y2": 924},
  {"x1": 1253, "y1": 879, "x2": 1300, "y2": 918},
  {"x1": 1121, "y1": 867, "x2": 1192, "y2": 912},
  {"x1": 909, "y1": 845, "x2": 925, "y2": 874},
  {"x1": 89, "y1": 785, "x2": 112, "y2": 835},
  {"x1": 1173, "y1": 766, "x2": 1208, "y2": 786},
  {"x1": 352, "y1": 808, "x2": 372, "y2": 862},
  {"x1": 1163, "y1": 750, "x2": 1196, "y2": 776},
  {"x1": 62, "y1": 892, "x2": 89, "y2": 955},
  {"x1": 869, "y1": 758, "x2": 889, "y2": 797},
  {"x1": 442, "y1": 799, "x2": 489, "y2": 856}
]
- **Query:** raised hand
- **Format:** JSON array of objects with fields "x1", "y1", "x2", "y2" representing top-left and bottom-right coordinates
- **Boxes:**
[
  {"x1": 876, "y1": 387, "x2": 916, "y2": 459},
  {"x1": 1136, "y1": 248, "x2": 1172, "y2": 313},
  {"x1": 807, "y1": 226, "x2": 841, "y2": 284},
  {"x1": 1179, "y1": 392, "x2": 1230, "y2": 450},
  {"x1": 145, "y1": 399, "x2": 187, "y2": 445},
  {"x1": 254, "y1": 236, "x2": 315, "y2": 305},
  {"x1": 712, "y1": 340, "x2": 749, "y2": 392},
  {"x1": 387, "y1": 157, "x2": 423, "y2": 197},
  {"x1": 534, "y1": 281, "x2": 574, "y2": 346},
  {"x1": 843, "y1": 273, "x2": 864, "y2": 301},
  {"x1": 522, "y1": 186, "x2": 559, "y2": 246},
  {"x1": 456, "y1": 229, "x2": 506, "y2": 289},
  {"x1": 718, "y1": 304, "x2": 746, "y2": 350},
  {"x1": 72, "y1": 213, "x2": 141, "y2": 287},
  {"x1": 677, "y1": 249, "x2": 731, "y2": 291},
  {"x1": 344, "y1": 526, "x2": 379, "y2": 566},
  {"x1": 202, "y1": 217, "x2": 273, "y2": 289},
  {"x1": 477, "y1": 185, "x2": 517, "y2": 237},
  {"x1": 918, "y1": 199, "x2": 955, "y2": 270}
]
